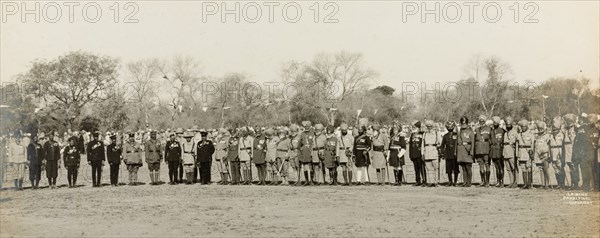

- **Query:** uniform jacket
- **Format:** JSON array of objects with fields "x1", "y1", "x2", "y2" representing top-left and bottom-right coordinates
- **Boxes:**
[
  {"x1": 288, "y1": 133, "x2": 301, "y2": 161},
  {"x1": 440, "y1": 131, "x2": 457, "y2": 160},
  {"x1": 63, "y1": 145, "x2": 81, "y2": 167},
  {"x1": 239, "y1": 136, "x2": 253, "y2": 162},
  {"x1": 353, "y1": 133, "x2": 372, "y2": 167},
  {"x1": 548, "y1": 130, "x2": 564, "y2": 161},
  {"x1": 87, "y1": 140, "x2": 106, "y2": 162},
  {"x1": 252, "y1": 135, "x2": 267, "y2": 164},
  {"x1": 196, "y1": 139, "x2": 215, "y2": 163},
  {"x1": 27, "y1": 142, "x2": 44, "y2": 165},
  {"x1": 474, "y1": 125, "x2": 491, "y2": 155},
  {"x1": 490, "y1": 127, "x2": 505, "y2": 159},
  {"x1": 298, "y1": 131, "x2": 315, "y2": 163},
  {"x1": 106, "y1": 143, "x2": 123, "y2": 165},
  {"x1": 8, "y1": 142, "x2": 27, "y2": 163},
  {"x1": 456, "y1": 127, "x2": 475, "y2": 163},
  {"x1": 227, "y1": 136, "x2": 239, "y2": 162},
  {"x1": 534, "y1": 132, "x2": 551, "y2": 163},
  {"x1": 517, "y1": 130, "x2": 534, "y2": 162},
  {"x1": 123, "y1": 142, "x2": 143, "y2": 165},
  {"x1": 502, "y1": 127, "x2": 518, "y2": 159},
  {"x1": 181, "y1": 139, "x2": 196, "y2": 165},
  {"x1": 313, "y1": 133, "x2": 327, "y2": 162},
  {"x1": 563, "y1": 126, "x2": 576, "y2": 163},
  {"x1": 408, "y1": 131, "x2": 424, "y2": 159},
  {"x1": 144, "y1": 139, "x2": 163, "y2": 164},
  {"x1": 266, "y1": 136, "x2": 279, "y2": 163},
  {"x1": 275, "y1": 136, "x2": 291, "y2": 159},
  {"x1": 165, "y1": 140, "x2": 182, "y2": 162},
  {"x1": 338, "y1": 133, "x2": 354, "y2": 163},
  {"x1": 323, "y1": 136, "x2": 338, "y2": 167},
  {"x1": 44, "y1": 139, "x2": 61, "y2": 161},
  {"x1": 421, "y1": 130, "x2": 440, "y2": 161},
  {"x1": 573, "y1": 124, "x2": 597, "y2": 162},
  {"x1": 214, "y1": 136, "x2": 229, "y2": 161}
]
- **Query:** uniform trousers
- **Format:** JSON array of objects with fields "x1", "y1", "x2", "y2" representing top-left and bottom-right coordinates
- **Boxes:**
[{"x1": 198, "y1": 161, "x2": 211, "y2": 184}]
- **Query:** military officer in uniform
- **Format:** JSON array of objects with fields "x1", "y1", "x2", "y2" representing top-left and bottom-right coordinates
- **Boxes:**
[
  {"x1": 549, "y1": 117, "x2": 565, "y2": 189},
  {"x1": 239, "y1": 128, "x2": 254, "y2": 185},
  {"x1": 338, "y1": 123, "x2": 354, "y2": 186},
  {"x1": 474, "y1": 115, "x2": 492, "y2": 187},
  {"x1": 165, "y1": 133, "x2": 182, "y2": 185},
  {"x1": 409, "y1": 121, "x2": 426, "y2": 186},
  {"x1": 8, "y1": 136, "x2": 27, "y2": 190},
  {"x1": 573, "y1": 114, "x2": 597, "y2": 191},
  {"x1": 275, "y1": 127, "x2": 291, "y2": 185},
  {"x1": 265, "y1": 128, "x2": 279, "y2": 185},
  {"x1": 44, "y1": 131, "x2": 61, "y2": 189},
  {"x1": 353, "y1": 125, "x2": 372, "y2": 185},
  {"x1": 87, "y1": 132, "x2": 106, "y2": 187},
  {"x1": 562, "y1": 114, "x2": 577, "y2": 189},
  {"x1": 457, "y1": 116, "x2": 475, "y2": 187},
  {"x1": 388, "y1": 125, "x2": 407, "y2": 186},
  {"x1": 440, "y1": 121, "x2": 459, "y2": 186},
  {"x1": 123, "y1": 132, "x2": 143, "y2": 185},
  {"x1": 181, "y1": 132, "x2": 196, "y2": 184},
  {"x1": 175, "y1": 128, "x2": 185, "y2": 183},
  {"x1": 503, "y1": 117, "x2": 519, "y2": 188},
  {"x1": 298, "y1": 121, "x2": 315, "y2": 186},
  {"x1": 312, "y1": 124, "x2": 327, "y2": 185},
  {"x1": 517, "y1": 120, "x2": 535, "y2": 189},
  {"x1": 196, "y1": 129, "x2": 215, "y2": 185},
  {"x1": 533, "y1": 121, "x2": 551, "y2": 189},
  {"x1": 490, "y1": 116, "x2": 505, "y2": 187},
  {"x1": 253, "y1": 129, "x2": 268, "y2": 185},
  {"x1": 422, "y1": 120, "x2": 441, "y2": 187},
  {"x1": 214, "y1": 128, "x2": 230, "y2": 185},
  {"x1": 145, "y1": 131, "x2": 163, "y2": 185},
  {"x1": 106, "y1": 134, "x2": 122, "y2": 186},
  {"x1": 288, "y1": 124, "x2": 303, "y2": 186},
  {"x1": 370, "y1": 124, "x2": 389, "y2": 185},
  {"x1": 227, "y1": 129, "x2": 241, "y2": 185},
  {"x1": 27, "y1": 133, "x2": 44, "y2": 189},
  {"x1": 63, "y1": 137, "x2": 81, "y2": 188},
  {"x1": 322, "y1": 125, "x2": 339, "y2": 185}
]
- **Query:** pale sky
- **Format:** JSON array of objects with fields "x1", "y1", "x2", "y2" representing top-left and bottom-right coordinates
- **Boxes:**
[{"x1": 1, "y1": 1, "x2": 599, "y2": 90}]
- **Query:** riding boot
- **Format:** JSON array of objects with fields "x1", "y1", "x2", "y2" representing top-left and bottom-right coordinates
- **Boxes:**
[
  {"x1": 485, "y1": 171, "x2": 491, "y2": 187},
  {"x1": 342, "y1": 170, "x2": 348, "y2": 185},
  {"x1": 348, "y1": 171, "x2": 353, "y2": 186},
  {"x1": 333, "y1": 171, "x2": 338, "y2": 185},
  {"x1": 398, "y1": 170, "x2": 403, "y2": 186},
  {"x1": 295, "y1": 170, "x2": 302, "y2": 186},
  {"x1": 303, "y1": 171, "x2": 309, "y2": 186}
]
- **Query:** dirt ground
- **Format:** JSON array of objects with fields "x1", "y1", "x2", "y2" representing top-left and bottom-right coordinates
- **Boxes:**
[{"x1": 1, "y1": 163, "x2": 599, "y2": 238}]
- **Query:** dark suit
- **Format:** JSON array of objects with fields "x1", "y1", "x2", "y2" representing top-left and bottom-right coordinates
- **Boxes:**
[
  {"x1": 196, "y1": 139, "x2": 215, "y2": 184},
  {"x1": 87, "y1": 140, "x2": 106, "y2": 186},
  {"x1": 107, "y1": 143, "x2": 122, "y2": 185}
]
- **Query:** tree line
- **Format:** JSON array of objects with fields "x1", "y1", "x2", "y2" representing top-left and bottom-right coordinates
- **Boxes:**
[{"x1": 1, "y1": 51, "x2": 598, "y2": 135}]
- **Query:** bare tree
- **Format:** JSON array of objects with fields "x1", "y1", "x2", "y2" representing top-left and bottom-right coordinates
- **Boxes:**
[
  {"x1": 311, "y1": 51, "x2": 377, "y2": 102},
  {"x1": 464, "y1": 55, "x2": 512, "y2": 117},
  {"x1": 124, "y1": 59, "x2": 159, "y2": 128},
  {"x1": 156, "y1": 56, "x2": 206, "y2": 126}
]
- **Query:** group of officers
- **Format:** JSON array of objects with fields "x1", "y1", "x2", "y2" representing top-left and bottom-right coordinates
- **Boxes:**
[{"x1": 3, "y1": 112, "x2": 600, "y2": 192}]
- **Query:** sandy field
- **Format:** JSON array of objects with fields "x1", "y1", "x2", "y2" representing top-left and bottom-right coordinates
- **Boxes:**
[{"x1": 1, "y1": 164, "x2": 599, "y2": 237}]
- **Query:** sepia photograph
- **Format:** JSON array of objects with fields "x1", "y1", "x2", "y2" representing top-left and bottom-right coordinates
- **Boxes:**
[{"x1": 0, "y1": 0, "x2": 599, "y2": 237}]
